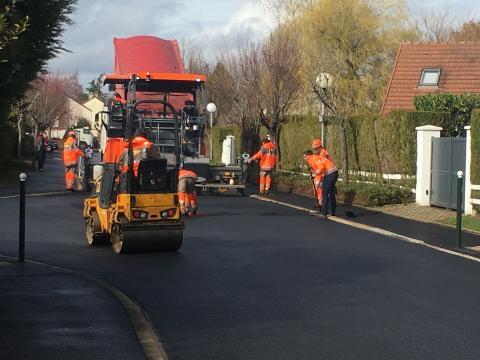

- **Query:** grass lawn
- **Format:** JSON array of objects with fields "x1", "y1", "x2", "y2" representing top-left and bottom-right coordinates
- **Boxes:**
[
  {"x1": 438, "y1": 215, "x2": 480, "y2": 233},
  {"x1": 0, "y1": 159, "x2": 34, "y2": 188}
]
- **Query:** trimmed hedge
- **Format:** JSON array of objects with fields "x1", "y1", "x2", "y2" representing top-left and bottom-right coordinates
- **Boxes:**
[
  {"x1": 275, "y1": 172, "x2": 414, "y2": 207},
  {"x1": 471, "y1": 110, "x2": 480, "y2": 185},
  {"x1": 322, "y1": 111, "x2": 447, "y2": 175},
  {"x1": 414, "y1": 93, "x2": 480, "y2": 136}
]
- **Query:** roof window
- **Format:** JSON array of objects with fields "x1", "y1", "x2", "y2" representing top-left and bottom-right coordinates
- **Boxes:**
[{"x1": 419, "y1": 68, "x2": 441, "y2": 86}]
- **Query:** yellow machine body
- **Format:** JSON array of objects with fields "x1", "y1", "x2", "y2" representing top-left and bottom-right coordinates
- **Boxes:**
[{"x1": 84, "y1": 181, "x2": 184, "y2": 254}]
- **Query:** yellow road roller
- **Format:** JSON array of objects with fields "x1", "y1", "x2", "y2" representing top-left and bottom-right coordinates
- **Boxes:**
[{"x1": 83, "y1": 74, "x2": 184, "y2": 254}]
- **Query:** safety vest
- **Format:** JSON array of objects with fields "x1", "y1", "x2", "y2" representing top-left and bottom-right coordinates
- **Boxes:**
[
  {"x1": 319, "y1": 148, "x2": 330, "y2": 159},
  {"x1": 63, "y1": 137, "x2": 83, "y2": 166},
  {"x1": 251, "y1": 141, "x2": 277, "y2": 171},
  {"x1": 308, "y1": 154, "x2": 337, "y2": 178},
  {"x1": 121, "y1": 136, "x2": 154, "y2": 177}
]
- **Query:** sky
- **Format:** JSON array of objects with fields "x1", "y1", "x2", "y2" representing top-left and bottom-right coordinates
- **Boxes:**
[{"x1": 48, "y1": 0, "x2": 480, "y2": 88}]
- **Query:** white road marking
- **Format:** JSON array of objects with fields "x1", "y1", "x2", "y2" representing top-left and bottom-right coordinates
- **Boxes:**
[{"x1": 250, "y1": 195, "x2": 480, "y2": 264}]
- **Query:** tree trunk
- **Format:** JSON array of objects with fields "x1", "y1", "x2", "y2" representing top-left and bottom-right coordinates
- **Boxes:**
[
  {"x1": 338, "y1": 119, "x2": 349, "y2": 183},
  {"x1": 274, "y1": 125, "x2": 282, "y2": 170}
]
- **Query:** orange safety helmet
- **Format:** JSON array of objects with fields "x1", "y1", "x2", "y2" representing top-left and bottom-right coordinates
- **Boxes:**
[
  {"x1": 311, "y1": 138, "x2": 322, "y2": 149},
  {"x1": 68, "y1": 130, "x2": 76, "y2": 137}
]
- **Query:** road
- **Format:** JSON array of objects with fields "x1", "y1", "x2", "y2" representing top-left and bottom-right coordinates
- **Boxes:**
[{"x1": 1, "y1": 190, "x2": 480, "y2": 359}]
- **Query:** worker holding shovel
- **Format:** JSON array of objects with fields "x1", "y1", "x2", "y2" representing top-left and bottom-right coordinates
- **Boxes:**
[{"x1": 303, "y1": 150, "x2": 322, "y2": 208}]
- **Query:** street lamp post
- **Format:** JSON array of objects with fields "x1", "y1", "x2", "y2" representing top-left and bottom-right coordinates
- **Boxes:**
[
  {"x1": 206, "y1": 103, "x2": 217, "y2": 162},
  {"x1": 315, "y1": 73, "x2": 330, "y2": 146}
]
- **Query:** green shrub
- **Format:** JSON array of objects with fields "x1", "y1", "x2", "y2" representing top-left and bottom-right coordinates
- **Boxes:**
[
  {"x1": 470, "y1": 109, "x2": 480, "y2": 184},
  {"x1": 414, "y1": 93, "x2": 480, "y2": 136},
  {"x1": 324, "y1": 110, "x2": 446, "y2": 175},
  {"x1": 275, "y1": 172, "x2": 414, "y2": 206}
]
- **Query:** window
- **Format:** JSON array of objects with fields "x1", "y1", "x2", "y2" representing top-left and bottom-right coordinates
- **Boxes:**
[
  {"x1": 419, "y1": 68, "x2": 441, "y2": 86},
  {"x1": 83, "y1": 128, "x2": 91, "y2": 134}
]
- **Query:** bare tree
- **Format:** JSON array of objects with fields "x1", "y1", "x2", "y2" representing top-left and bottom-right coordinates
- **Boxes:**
[
  {"x1": 206, "y1": 41, "x2": 265, "y2": 154},
  {"x1": 179, "y1": 39, "x2": 210, "y2": 74},
  {"x1": 416, "y1": 7, "x2": 456, "y2": 42},
  {"x1": 451, "y1": 19, "x2": 480, "y2": 41},
  {"x1": 258, "y1": 26, "x2": 303, "y2": 163},
  {"x1": 24, "y1": 74, "x2": 68, "y2": 134}
]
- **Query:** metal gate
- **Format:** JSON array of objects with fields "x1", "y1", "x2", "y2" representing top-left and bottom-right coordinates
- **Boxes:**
[{"x1": 430, "y1": 137, "x2": 466, "y2": 210}]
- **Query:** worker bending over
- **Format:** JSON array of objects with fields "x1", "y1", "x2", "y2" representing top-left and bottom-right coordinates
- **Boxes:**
[
  {"x1": 248, "y1": 135, "x2": 277, "y2": 194},
  {"x1": 308, "y1": 148, "x2": 339, "y2": 218},
  {"x1": 178, "y1": 169, "x2": 197, "y2": 216},
  {"x1": 303, "y1": 149, "x2": 322, "y2": 207},
  {"x1": 63, "y1": 131, "x2": 85, "y2": 191}
]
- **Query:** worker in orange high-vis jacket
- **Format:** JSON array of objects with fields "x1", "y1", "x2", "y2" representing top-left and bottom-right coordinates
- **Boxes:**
[
  {"x1": 178, "y1": 168, "x2": 197, "y2": 216},
  {"x1": 248, "y1": 135, "x2": 277, "y2": 194},
  {"x1": 303, "y1": 149, "x2": 322, "y2": 208},
  {"x1": 311, "y1": 138, "x2": 330, "y2": 159},
  {"x1": 120, "y1": 132, "x2": 159, "y2": 177},
  {"x1": 309, "y1": 150, "x2": 339, "y2": 218},
  {"x1": 63, "y1": 131, "x2": 85, "y2": 191}
]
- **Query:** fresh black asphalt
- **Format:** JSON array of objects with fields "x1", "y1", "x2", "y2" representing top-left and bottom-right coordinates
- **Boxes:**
[{"x1": 1, "y1": 189, "x2": 480, "y2": 359}]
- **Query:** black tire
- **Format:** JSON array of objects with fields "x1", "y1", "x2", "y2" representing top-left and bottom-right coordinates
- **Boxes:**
[
  {"x1": 79, "y1": 141, "x2": 87, "y2": 150},
  {"x1": 85, "y1": 211, "x2": 109, "y2": 246},
  {"x1": 46, "y1": 145, "x2": 52, "y2": 152},
  {"x1": 237, "y1": 188, "x2": 246, "y2": 196},
  {"x1": 111, "y1": 224, "x2": 126, "y2": 254}
]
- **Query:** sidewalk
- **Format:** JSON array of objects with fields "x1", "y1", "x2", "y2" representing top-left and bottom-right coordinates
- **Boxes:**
[
  {"x1": 0, "y1": 152, "x2": 66, "y2": 197},
  {"x1": 0, "y1": 258, "x2": 144, "y2": 360},
  {"x1": 263, "y1": 191, "x2": 480, "y2": 256}
]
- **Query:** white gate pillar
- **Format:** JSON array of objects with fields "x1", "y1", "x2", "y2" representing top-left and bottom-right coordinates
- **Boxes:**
[
  {"x1": 416, "y1": 125, "x2": 442, "y2": 206},
  {"x1": 464, "y1": 126, "x2": 473, "y2": 215}
]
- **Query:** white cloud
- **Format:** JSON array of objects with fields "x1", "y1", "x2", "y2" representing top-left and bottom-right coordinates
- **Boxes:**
[{"x1": 48, "y1": 0, "x2": 274, "y2": 86}]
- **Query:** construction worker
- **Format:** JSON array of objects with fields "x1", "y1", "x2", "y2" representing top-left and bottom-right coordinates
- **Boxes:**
[
  {"x1": 311, "y1": 138, "x2": 330, "y2": 159},
  {"x1": 113, "y1": 92, "x2": 126, "y2": 104},
  {"x1": 178, "y1": 168, "x2": 197, "y2": 216},
  {"x1": 63, "y1": 130, "x2": 85, "y2": 191},
  {"x1": 120, "y1": 131, "x2": 159, "y2": 177},
  {"x1": 248, "y1": 135, "x2": 277, "y2": 194},
  {"x1": 303, "y1": 149, "x2": 322, "y2": 208},
  {"x1": 308, "y1": 148, "x2": 339, "y2": 218}
]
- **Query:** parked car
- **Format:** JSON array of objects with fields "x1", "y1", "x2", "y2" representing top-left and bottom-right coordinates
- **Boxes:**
[{"x1": 45, "y1": 139, "x2": 59, "y2": 152}]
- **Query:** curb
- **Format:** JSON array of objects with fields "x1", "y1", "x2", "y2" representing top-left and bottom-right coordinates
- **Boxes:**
[
  {"x1": 0, "y1": 190, "x2": 75, "y2": 200},
  {"x1": 250, "y1": 195, "x2": 480, "y2": 264},
  {"x1": 0, "y1": 255, "x2": 168, "y2": 360}
]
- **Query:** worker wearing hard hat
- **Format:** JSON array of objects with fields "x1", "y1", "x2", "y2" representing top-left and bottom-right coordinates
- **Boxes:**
[
  {"x1": 178, "y1": 168, "x2": 198, "y2": 216},
  {"x1": 63, "y1": 130, "x2": 85, "y2": 191},
  {"x1": 311, "y1": 138, "x2": 331, "y2": 159},
  {"x1": 248, "y1": 135, "x2": 277, "y2": 195},
  {"x1": 120, "y1": 131, "x2": 159, "y2": 177},
  {"x1": 303, "y1": 149, "x2": 322, "y2": 208},
  {"x1": 308, "y1": 140, "x2": 339, "y2": 218},
  {"x1": 113, "y1": 92, "x2": 126, "y2": 104}
]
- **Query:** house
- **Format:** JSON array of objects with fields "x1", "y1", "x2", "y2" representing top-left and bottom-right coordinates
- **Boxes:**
[
  {"x1": 50, "y1": 95, "x2": 105, "y2": 139},
  {"x1": 381, "y1": 42, "x2": 480, "y2": 115}
]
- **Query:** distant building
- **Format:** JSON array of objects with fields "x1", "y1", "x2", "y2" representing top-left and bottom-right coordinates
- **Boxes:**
[
  {"x1": 381, "y1": 42, "x2": 480, "y2": 115},
  {"x1": 50, "y1": 95, "x2": 105, "y2": 139}
]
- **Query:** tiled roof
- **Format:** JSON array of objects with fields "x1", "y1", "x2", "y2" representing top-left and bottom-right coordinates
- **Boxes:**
[{"x1": 381, "y1": 42, "x2": 480, "y2": 115}]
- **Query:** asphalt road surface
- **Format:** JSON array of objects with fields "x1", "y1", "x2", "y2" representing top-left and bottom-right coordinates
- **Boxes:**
[{"x1": 1, "y1": 193, "x2": 480, "y2": 359}]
